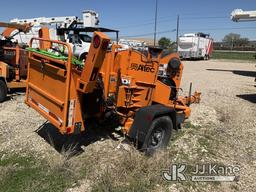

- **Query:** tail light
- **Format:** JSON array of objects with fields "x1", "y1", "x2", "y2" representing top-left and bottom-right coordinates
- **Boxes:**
[
  {"x1": 93, "y1": 35, "x2": 101, "y2": 48},
  {"x1": 66, "y1": 127, "x2": 72, "y2": 134}
]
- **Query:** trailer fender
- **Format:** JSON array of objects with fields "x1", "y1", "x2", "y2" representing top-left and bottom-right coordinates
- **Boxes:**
[
  {"x1": 0, "y1": 77, "x2": 7, "y2": 102},
  {"x1": 0, "y1": 62, "x2": 9, "y2": 80},
  {"x1": 0, "y1": 76, "x2": 6, "y2": 83},
  {"x1": 128, "y1": 104, "x2": 179, "y2": 145}
]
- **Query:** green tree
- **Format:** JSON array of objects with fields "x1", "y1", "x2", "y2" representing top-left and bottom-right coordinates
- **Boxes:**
[{"x1": 158, "y1": 37, "x2": 171, "y2": 49}]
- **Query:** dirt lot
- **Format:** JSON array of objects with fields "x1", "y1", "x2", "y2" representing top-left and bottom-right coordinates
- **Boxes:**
[{"x1": 0, "y1": 59, "x2": 255, "y2": 192}]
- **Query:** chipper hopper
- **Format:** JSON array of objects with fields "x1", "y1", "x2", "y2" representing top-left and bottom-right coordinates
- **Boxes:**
[{"x1": 25, "y1": 31, "x2": 200, "y2": 153}]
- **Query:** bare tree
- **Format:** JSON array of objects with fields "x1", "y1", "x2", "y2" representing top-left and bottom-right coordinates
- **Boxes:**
[{"x1": 223, "y1": 33, "x2": 249, "y2": 50}]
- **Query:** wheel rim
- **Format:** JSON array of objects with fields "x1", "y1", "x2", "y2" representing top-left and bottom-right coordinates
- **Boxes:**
[{"x1": 149, "y1": 127, "x2": 165, "y2": 148}]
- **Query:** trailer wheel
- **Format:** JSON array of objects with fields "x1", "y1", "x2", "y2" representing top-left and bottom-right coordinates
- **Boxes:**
[
  {"x1": 204, "y1": 55, "x2": 209, "y2": 60},
  {"x1": 0, "y1": 80, "x2": 7, "y2": 103},
  {"x1": 79, "y1": 52, "x2": 88, "y2": 61},
  {"x1": 142, "y1": 116, "x2": 173, "y2": 155}
]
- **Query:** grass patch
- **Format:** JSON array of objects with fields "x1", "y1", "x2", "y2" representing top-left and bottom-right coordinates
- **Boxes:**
[
  {"x1": 171, "y1": 129, "x2": 186, "y2": 142},
  {"x1": 0, "y1": 121, "x2": 224, "y2": 192},
  {"x1": 0, "y1": 149, "x2": 175, "y2": 192},
  {"x1": 231, "y1": 184, "x2": 239, "y2": 191},
  {"x1": 0, "y1": 153, "x2": 76, "y2": 192},
  {"x1": 183, "y1": 121, "x2": 201, "y2": 129},
  {"x1": 92, "y1": 167, "x2": 152, "y2": 192},
  {"x1": 212, "y1": 51, "x2": 256, "y2": 61},
  {"x1": 90, "y1": 151, "x2": 169, "y2": 192},
  {"x1": 197, "y1": 136, "x2": 210, "y2": 147}
]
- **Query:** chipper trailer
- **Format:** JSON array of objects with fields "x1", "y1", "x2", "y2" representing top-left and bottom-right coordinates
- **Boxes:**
[
  {"x1": 0, "y1": 22, "x2": 32, "y2": 102},
  {"x1": 25, "y1": 30, "x2": 201, "y2": 153}
]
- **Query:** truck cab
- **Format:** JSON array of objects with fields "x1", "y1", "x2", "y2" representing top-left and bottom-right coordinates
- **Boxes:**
[
  {"x1": 66, "y1": 33, "x2": 92, "y2": 60},
  {"x1": 57, "y1": 26, "x2": 119, "y2": 61}
]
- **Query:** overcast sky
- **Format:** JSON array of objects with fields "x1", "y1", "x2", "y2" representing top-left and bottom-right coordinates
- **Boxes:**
[{"x1": 0, "y1": 0, "x2": 255, "y2": 41}]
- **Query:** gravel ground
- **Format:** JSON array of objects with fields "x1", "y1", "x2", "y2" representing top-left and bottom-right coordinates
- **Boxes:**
[
  {"x1": 181, "y1": 59, "x2": 256, "y2": 192},
  {"x1": 0, "y1": 59, "x2": 255, "y2": 191}
]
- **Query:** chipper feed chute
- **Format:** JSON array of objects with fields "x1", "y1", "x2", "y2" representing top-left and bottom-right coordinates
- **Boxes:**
[{"x1": 25, "y1": 32, "x2": 110, "y2": 134}]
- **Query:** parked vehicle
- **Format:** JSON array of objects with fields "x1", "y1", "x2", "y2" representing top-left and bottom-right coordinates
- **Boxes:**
[
  {"x1": 10, "y1": 10, "x2": 100, "y2": 59},
  {"x1": 178, "y1": 33, "x2": 213, "y2": 60},
  {"x1": 0, "y1": 22, "x2": 31, "y2": 102}
]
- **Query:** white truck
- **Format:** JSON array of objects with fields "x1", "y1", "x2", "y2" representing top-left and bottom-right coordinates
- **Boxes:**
[
  {"x1": 118, "y1": 39, "x2": 147, "y2": 51},
  {"x1": 9, "y1": 10, "x2": 99, "y2": 59},
  {"x1": 178, "y1": 33, "x2": 213, "y2": 60}
]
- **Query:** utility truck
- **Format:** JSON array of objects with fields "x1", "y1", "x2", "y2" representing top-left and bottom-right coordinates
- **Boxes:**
[
  {"x1": 178, "y1": 33, "x2": 213, "y2": 60},
  {"x1": 10, "y1": 10, "x2": 100, "y2": 59}
]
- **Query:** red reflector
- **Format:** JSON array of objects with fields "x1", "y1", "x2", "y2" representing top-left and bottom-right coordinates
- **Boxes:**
[
  {"x1": 102, "y1": 40, "x2": 110, "y2": 50},
  {"x1": 66, "y1": 127, "x2": 72, "y2": 134},
  {"x1": 93, "y1": 35, "x2": 101, "y2": 48}
]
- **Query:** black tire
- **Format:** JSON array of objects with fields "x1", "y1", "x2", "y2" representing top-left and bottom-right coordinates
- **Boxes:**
[
  {"x1": 142, "y1": 116, "x2": 173, "y2": 155},
  {"x1": 0, "y1": 80, "x2": 7, "y2": 103},
  {"x1": 79, "y1": 52, "x2": 88, "y2": 61},
  {"x1": 204, "y1": 55, "x2": 209, "y2": 60}
]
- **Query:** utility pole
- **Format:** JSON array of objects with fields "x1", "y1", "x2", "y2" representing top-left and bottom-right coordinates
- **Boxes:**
[
  {"x1": 231, "y1": 37, "x2": 234, "y2": 51},
  {"x1": 153, "y1": 0, "x2": 158, "y2": 46},
  {"x1": 176, "y1": 15, "x2": 180, "y2": 50}
]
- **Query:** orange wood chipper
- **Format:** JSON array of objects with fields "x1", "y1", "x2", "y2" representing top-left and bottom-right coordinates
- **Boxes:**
[
  {"x1": 0, "y1": 22, "x2": 32, "y2": 102},
  {"x1": 25, "y1": 30, "x2": 201, "y2": 153}
]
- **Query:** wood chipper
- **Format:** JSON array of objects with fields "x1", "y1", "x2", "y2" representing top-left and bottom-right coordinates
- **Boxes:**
[
  {"x1": 25, "y1": 30, "x2": 200, "y2": 153},
  {"x1": 0, "y1": 22, "x2": 32, "y2": 102}
]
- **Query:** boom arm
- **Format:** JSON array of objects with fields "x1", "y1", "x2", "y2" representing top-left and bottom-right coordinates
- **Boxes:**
[
  {"x1": 0, "y1": 22, "x2": 32, "y2": 38},
  {"x1": 231, "y1": 9, "x2": 256, "y2": 22},
  {"x1": 10, "y1": 16, "x2": 77, "y2": 27},
  {"x1": 0, "y1": 22, "x2": 31, "y2": 33}
]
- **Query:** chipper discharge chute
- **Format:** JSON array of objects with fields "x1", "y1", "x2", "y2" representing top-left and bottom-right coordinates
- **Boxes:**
[{"x1": 25, "y1": 30, "x2": 200, "y2": 153}]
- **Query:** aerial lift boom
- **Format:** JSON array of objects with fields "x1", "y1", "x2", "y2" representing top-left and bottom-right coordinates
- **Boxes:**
[
  {"x1": 10, "y1": 16, "x2": 77, "y2": 28},
  {"x1": 231, "y1": 9, "x2": 256, "y2": 22},
  {"x1": 9, "y1": 11, "x2": 101, "y2": 59},
  {"x1": 0, "y1": 22, "x2": 31, "y2": 33},
  {"x1": 10, "y1": 10, "x2": 99, "y2": 28},
  {"x1": 231, "y1": 9, "x2": 256, "y2": 82},
  {"x1": 1, "y1": 22, "x2": 31, "y2": 39}
]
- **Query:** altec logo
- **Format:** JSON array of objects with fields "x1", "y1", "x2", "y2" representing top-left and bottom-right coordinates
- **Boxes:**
[{"x1": 130, "y1": 63, "x2": 155, "y2": 73}]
